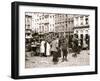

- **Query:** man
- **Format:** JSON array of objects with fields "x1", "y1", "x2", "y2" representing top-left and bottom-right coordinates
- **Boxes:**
[
  {"x1": 72, "y1": 34, "x2": 78, "y2": 57},
  {"x1": 61, "y1": 37, "x2": 68, "y2": 62},
  {"x1": 77, "y1": 39, "x2": 81, "y2": 54}
]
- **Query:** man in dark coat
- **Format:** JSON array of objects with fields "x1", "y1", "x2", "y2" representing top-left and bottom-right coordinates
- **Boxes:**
[
  {"x1": 72, "y1": 34, "x2": 79, "y2": 57},
  {"x1": 61, "y1": 37, "x2": 68, "y2": 62}
]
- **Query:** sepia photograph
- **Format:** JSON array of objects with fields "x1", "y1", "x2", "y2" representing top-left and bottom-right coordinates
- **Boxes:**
[
  {"x1": 11, "y1": 1, "x2": 97, "y2": 79},
  {"x1": 25, "y1": 12, "x2": 90, "y2": 68}
]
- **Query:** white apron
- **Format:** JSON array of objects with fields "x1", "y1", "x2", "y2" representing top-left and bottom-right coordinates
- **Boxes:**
[
  {"x1": 46, "y1": 42, "x2": 50, "y2": 56},
  {"x1": 40, "y1": 41, "x2": 45, "y2": 53}
]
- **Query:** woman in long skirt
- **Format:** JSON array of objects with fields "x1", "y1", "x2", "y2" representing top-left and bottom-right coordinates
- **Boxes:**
[
  {"x1": 40, "y1": 39, "x2": 45, "y2": 56},
  {"x1": 46, "y1": 42, "x2": 51, "y2": 56},
  {"x1": 51, "y1": 37, "x2": 59, "y2": 64}
]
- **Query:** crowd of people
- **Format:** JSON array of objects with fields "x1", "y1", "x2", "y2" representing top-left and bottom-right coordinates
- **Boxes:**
[{"x1": 27, "y1": 33, "x2": 89, "y2": 65}]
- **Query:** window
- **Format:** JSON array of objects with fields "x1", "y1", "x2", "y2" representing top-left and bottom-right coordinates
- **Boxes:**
[
  {"x1": 76, "y1": 17, "x2": 78, "y2": 26},
  {"x1": 85, "y1": 17, "x2": 89, "y2": 25},
  {"x1": 80, "y1": 16, "x2": 83, "y2": 25},
  {"x1": 81, "y1": 30, "x2": 83, "y2": 33},
  {"x1": 66, "y1": 24, "x2": 67, "y2": 27},
  {"x1": 69, "y1": 21, "x2": 70, "y2": 24},
  {"x1": 50, "y1": 16, "x2": 52, "y2": 18},
  {"x1": 85, "y1": 30, "x2": 88, "y2": 34},
  {"x1": 76, "y1": 30, "x2": 78, "y2": 33}
]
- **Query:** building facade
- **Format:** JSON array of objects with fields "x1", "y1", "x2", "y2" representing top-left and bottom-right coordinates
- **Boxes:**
[
  {"x1": 25, "y1": 13, "x2": 32, "y2": 41},
  {"x1": 55, "y1": 14, "x2": 66, "y2": 37},
  {"x1": 73, "y1": 15, "x2": 90, "y2": 49},
  {"x1": 66, "y1": 14, "x2": 74, "y2": 36},
  {"x1": 25, "y1": 12, "x2": 76, "y2": 41},
  {"x1": 73, "y1": 15, "x2": 89, "y2": 39},
  {"x1": 55, "y1": 14, "x2": 74, "y2": 37},
  {"x1": 31, "y1": 12, "x2": 55, "y2": 34}
]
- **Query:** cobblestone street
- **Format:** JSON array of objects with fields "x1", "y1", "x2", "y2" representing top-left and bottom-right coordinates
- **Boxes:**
[{"x1": 25, "y1": 50, "x2": 90, "y2": 68}]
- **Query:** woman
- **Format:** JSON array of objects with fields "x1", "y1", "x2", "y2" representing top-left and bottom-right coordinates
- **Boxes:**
[
  {"x1": 40, "y1": 39, "x2": 45, "y2": 57},
  {"x1": 50, "y1": 37, "x2": 59, "y2": 64},
  {"x1": 45, "y1": 41, "x2": 51, "y2": 56}
]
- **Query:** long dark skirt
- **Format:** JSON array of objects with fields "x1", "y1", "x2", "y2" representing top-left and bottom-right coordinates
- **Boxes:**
[{"x1": 52, "y1": 51, "x2": 59, "y2": 63}]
